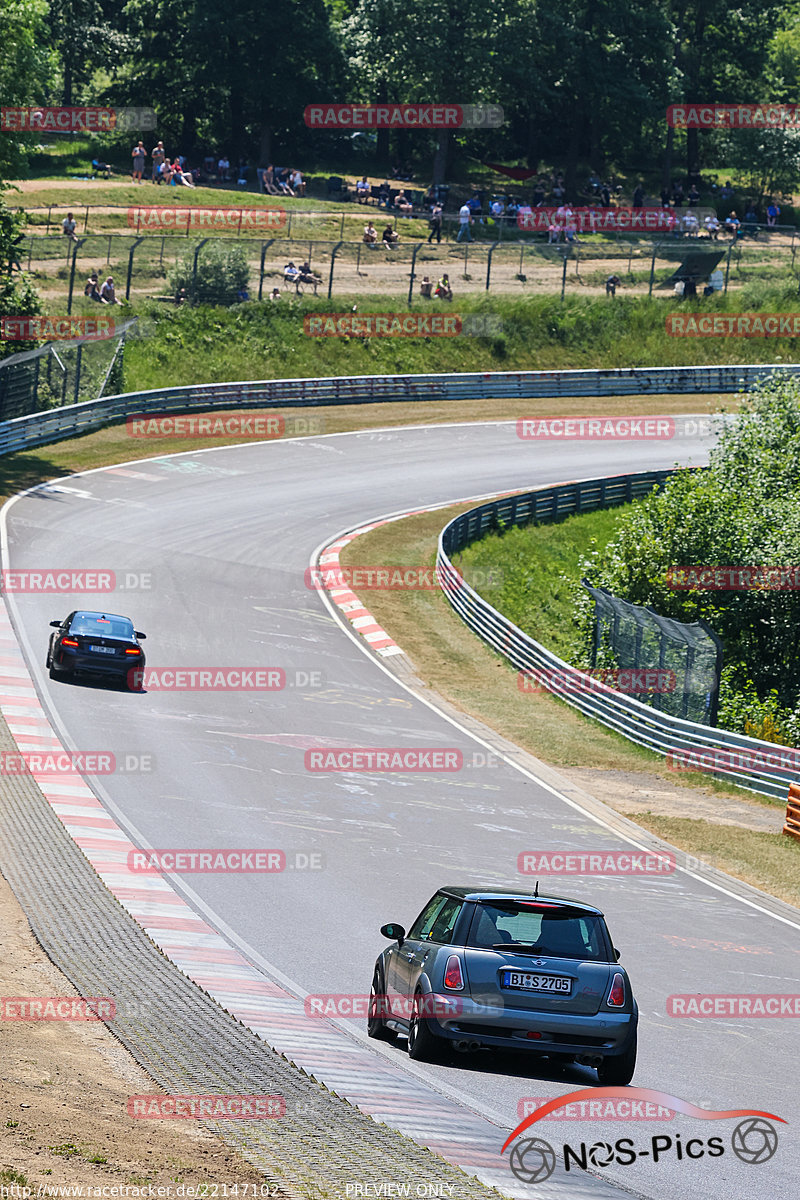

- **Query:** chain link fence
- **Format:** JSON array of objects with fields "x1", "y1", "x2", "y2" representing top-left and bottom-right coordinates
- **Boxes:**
[{"x1": 0, "y1": 319, "x2": 130, "y2": 421}]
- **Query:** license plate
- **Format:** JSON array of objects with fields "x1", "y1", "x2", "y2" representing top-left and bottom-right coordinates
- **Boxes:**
[
  {"x1": 88, "y1": 645, "x2": 116, "y2": 654},
  {"x1": 501, "y1": 971, "x2": 571, "y2": 994}
]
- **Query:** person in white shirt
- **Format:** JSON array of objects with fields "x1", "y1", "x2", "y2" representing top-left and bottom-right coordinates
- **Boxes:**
[
  {"x1": 100, "y1": 276, "x2": 117, "y2": 304},
  {"x1": 289, "y1": 169, "x2": 305, "y2": 196},
  {"x1": 62, "y1": 212, "x2": 78, "y2": 242},
  {"x1": 457, "y1": 202, "x2": 473, "y2": 242}
]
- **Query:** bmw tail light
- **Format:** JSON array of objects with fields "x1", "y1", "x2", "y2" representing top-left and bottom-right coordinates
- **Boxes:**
[
  {"x1": 125, "y1": 648, "x2": 142, "y2": 655},
  {"x1": 61, "y1": 638, "x2": 79, "y2": 648},
  {"x1": 443, "y1": 955, "x2": 464, "y2": 991},
  {"x1": 607, "y1": 972, "x2": 625, "y2": 1007}
]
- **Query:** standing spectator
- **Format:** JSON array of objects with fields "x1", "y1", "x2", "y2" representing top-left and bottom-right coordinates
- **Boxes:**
[
  {"x1": 600, "y1": 181, "x2": 611, "y2": 207},
  {"x1": 632, "y1": 183, "x2": 644, "y2": 208},
  {"x1": 605, "y1": 273, "x2": 621, "y2": 297},
  {"x1": 150, "y1": 141, "x2": 166, "y2": 182},
  {"x1": 532, "y1": 179, "x2": 545, "y2": 206},
  {"x1": 687, "y1": 183, "x2": 700, "y2": 206},
  {"x1": 427, "y1": 202, "x2": 443, "y2": 244},
  {"x1": 457, "y1": 201, "x2": 473, "y2": 242},
  {"x1": 100, "y1": 276, "x2": 117, "y2": 304},
  {"x1": 131, "y1": 141, "x2": 146, "y2": 183},
  {"x1": 218, "y1": 154, "x2": 230, "y2": 182},
  {"x1": 672, "y1": 180, "x2": 684, "y2": 206},
  {"x1": 721, "y1": 180, "x2": 733, "y2": 200},
  {"x1": 660, "y1": 185, "x2": 671, "y2": 207},
  {"x1": 290, "y1": 168, "x2": 306, "y2": 196},
  {"x1": 767, "y1": 200, "x2": 780, "y2": 227},
  {"x1": 62, "y1": 211, "x2": 78, "y2": 242}
]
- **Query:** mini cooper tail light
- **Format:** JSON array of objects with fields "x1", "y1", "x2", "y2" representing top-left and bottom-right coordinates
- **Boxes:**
[
  {"x1": 607, "y1": 972, "x2": 625, "y2": 1007},
  {"x1": 443, "y1": 955, "x2": 464, "y2": 991}
]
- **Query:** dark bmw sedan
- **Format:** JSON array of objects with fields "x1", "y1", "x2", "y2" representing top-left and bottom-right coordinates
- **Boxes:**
[
  {"x1": 368, "y1": 886, "x2": 637, "y2": 1084},
  {"x1": 47, "y1": 610, "x2": 146, "y2": 689}
]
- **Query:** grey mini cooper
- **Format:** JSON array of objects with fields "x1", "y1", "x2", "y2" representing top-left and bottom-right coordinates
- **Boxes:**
[{"x1": 368, "y1": 886, "x2": 637, "y2": 1085}]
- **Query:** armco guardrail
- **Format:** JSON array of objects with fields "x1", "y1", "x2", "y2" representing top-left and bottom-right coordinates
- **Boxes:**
[
  {"x1": 436, "y1": 470, "x2": 798, "y2": 801},
  {"x1": 0, "y1": 361, "x2": 798, "y2": 457}
]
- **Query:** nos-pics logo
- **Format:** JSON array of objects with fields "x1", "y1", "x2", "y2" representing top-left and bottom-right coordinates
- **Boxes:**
[{"x1": 503, "y1": 1088, "x2": 783, "y2": 1184}]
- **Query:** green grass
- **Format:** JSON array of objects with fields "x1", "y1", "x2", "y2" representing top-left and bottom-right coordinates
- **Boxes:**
[{"x1": 454, "y1": 505, "x2": 626, "y2": 661}]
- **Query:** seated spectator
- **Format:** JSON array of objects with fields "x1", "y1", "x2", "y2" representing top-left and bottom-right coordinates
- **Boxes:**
[
  {"x1": 682, "y1": 211, "x2": 699, "y2": 236},
  {"x1": 395, "y1": 189, "x2": 413, "y2": 215},
  {"x1": 172, "y1": 159, "x2": 195, "y2": 187},
  {"x1": 237, "y1": 285, "x2": 250, "y2": 302},
  {"x1": 547, "y1": 221, "x2": 561, "y2": 244},
  {"x1": 420, "y1": 275, "x2": 433, "y2": 298},
  {"x1": 290, "y1": 168, "x2": 305, "y2": 196},
  {"x1": 261, "y1": 165, "x2": 280, "y2": 195},
  {"x1": 744, "y1": 205, "x2": 759, "y2": 235},
  {"x1": 704, "y1": 213, "x2": 720, "y2": 239},
  {"x1": 490, "y1": 199, "x2": 504, "y2": 218},
  {"x1": 356, "y1": 176, "x2": 371, "y2": 203},
  {"x1": 100, "y1": 276, "x2": 117, "y2": 304},
  {"x1": 269, "y1": 287, "x2": 281, "y2": 301},
  {"x1": 283, "y1": 261, "x2": 300, "y2": 284},
  {"x1": 378, "y1": 181, "x2": 391, "y2": 207},
  {"x1": 298, "y1": 261, "x2": 321, "y2": 289},
  {"x1": 724, "y1": 210, "x2": 741, "y2": 236},
  {"x1": 564, "y1": 219, "x2": 577, "y2": 243},
  {"x1": 274, "y1": 168, "x2": 295, "y2": 196},
  {"x1": 62, "y1": 212, "x2": 78, "y2": 242},
  {"x1": 363, "y1": 221, "x2": 377, "y2": 244},
  {"x1": 382, "y1": 224, "x2": 399, "y2": 247},
  {"x1": 767, "y1": 200, "x2": 780, "y2": 228},
  {"x1": 605, "y1": 273, "x2": 621, "y2": 297},
  {"x1": 91, "y1": 158, "x2": 112, "y2": 179},
  {"x1": 683, "y1": 277, "x2": 697, "y2": 298},
  {"x1": 157, "y1": 159, "x2": 174, "y2": 184},
  {"x1": 435, "y1": 274, "x2": 453, "y2": 301},
  {"x1": 532, "y1": 180, "x2": 546, "y2": 206},
  {"x1": 218, "y1": 155, "x2": 230, "y2": 182},
  {"x1": 84, "y1": 272, "x2": 101, "y2": 301}
]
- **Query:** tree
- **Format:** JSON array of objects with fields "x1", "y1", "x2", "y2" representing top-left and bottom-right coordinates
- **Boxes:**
[{"x1": 0, "y1": 0, "x2": 55, "y2": 177}]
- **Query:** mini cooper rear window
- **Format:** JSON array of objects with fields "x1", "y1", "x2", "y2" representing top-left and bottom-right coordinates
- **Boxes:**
[{"x1": 467, "y1": 902, "x2": 609, "y2": 961}]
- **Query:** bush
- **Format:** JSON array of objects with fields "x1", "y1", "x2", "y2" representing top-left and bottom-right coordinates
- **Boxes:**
[{"x1": 167, "y1": 242, "x2": 249, "y2": 305}]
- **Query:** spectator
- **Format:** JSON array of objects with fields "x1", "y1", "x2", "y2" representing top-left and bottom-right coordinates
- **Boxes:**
[
  {"x1": 704, "y1": 213, "x2": 720, "y2": 239},
  {"x1": 172, "y1": 159, "x2": 195, "y2": 188},
  {"x1": 203, "y1": 152, "x2": 216, "y2": 175},
  {"x1": 687, "y1": 184, "x2": 700, "y2": 206},
  {"x1": 490, "y1": 198, "x2": 504, "y2": 218},
  {"x1": 382, "y1": 224, "x2": 399, "y2": 247},
  {"x1": 552, "y1": 179, "x2": 566, "y2": 203},
  {"x1": 378, "y1": 181, "x2": 391, "y2": 207},
  {"x1": 724, "y1": 210, "x2": 741, "y2": 236},
  {"x1": 237, "y1": 285, "x2": 250, "y2": 302},
  {"x1": 261, "y1": 165, "x2": 280, "y2": 195},
  {"x1": 600, "y1": 182, "x2": 611, "y2": 207},
  {"x1": 457, "y1": 201, "x2": 473, "y2": 242},
  {"x1": 175, "y1": 286, "x2": 187, "y2": 304},
  {"x1": 605, "y1": 273, "x2": 621, "y2": 297},
  {"x1": 363, "y1": 221, "x2": 377, "y2": 244},
  {"x1": 435, "y1": 274, "x2": 453, "y2": 301},
  {"x1": 131, "y1": 141, "x2": 146, "y2": 183},
  {"x1": 683, "y1": 277, "x2": 697, "y2": 298},
  {"x1": 672, "y1": 180, "x2": 684, "y2": 206},
  {"x1": 767, "y1": 200, "x2": 780, "y2": 228},
  {"x1": 356, "y1": 176, "x2": 371, "y2": 203},
  {"x1": 290, "y1": 168, "x2": 305, "y2": 197},
  {"x1": 84, "y1": 272, "x2": 101, "y2": 301},
  {"x1": 632, "y1": 183, "x2": 644, "y2": 208},
  {"x1": 660, "y1": 186, "x2": 671, "y2": 207},
  {"x1": 100, "y1": 276, "x2": 117, "y2": 304},
  {"x1": 427, "y1": 203, "x2": 443, "y2": 244},
  {"x1": 395, "y1": 189, "x2": 413, "y2": 215},
  {"x1": 237, "y1": 157, "x2": 249, "y2": 185},
  {"x1": 151, "y1": 141, "x2": 166, "y2": 182},
  {"x1": 298, "y1": 261, "x2": 322, "y2": 292},
  {"x1": 269, "y1": 287, "x2": 281, "y2": 301},
  {"x1": 588, "y1": 170, "x2": 601, "y2": 193},
  {"x1": 218, "y1": 154, "x2": 230, "y2": 182},
  {"x1": 547, "y1": 221, "x2": 561, "y2": 244},
  {"x1": 744, "y1": 204, "x2": 759, "y2": 236},
  {"x1": 157, "y1": 159, "x2": 174, "y2": 185},
  {"x1": 721, "y1": 180, "x2": 733, "y2": 200},
  {"x1": 682, "y1": 210, "x2": 699, "y2": 237},
  {"x1": 420, "y1": 275, "x2": 433, "y2": 298},
  {"x1": 91, "y1": 157, "x2": 112, "y2": 179},
  {"x1": 283, "y1": 261, "x2": 300, "y2": 284},
  {"x1": 532, "y1": 179, "x2": 546, "y2": 207},
  {"x1": 62, "y1": 211, "x2": 78, "y2": 242},
  {"x1": 274, "y1": 168, "x2": 294, "y2": 196}
]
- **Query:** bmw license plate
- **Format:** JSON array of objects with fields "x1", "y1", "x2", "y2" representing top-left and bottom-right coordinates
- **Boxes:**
[
  {"x1": 501, "y1": 971, "x2": 571, "y2": 994},
  {"x1": 89, "y1": 645, "x2": 116, "y2": 654}
]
